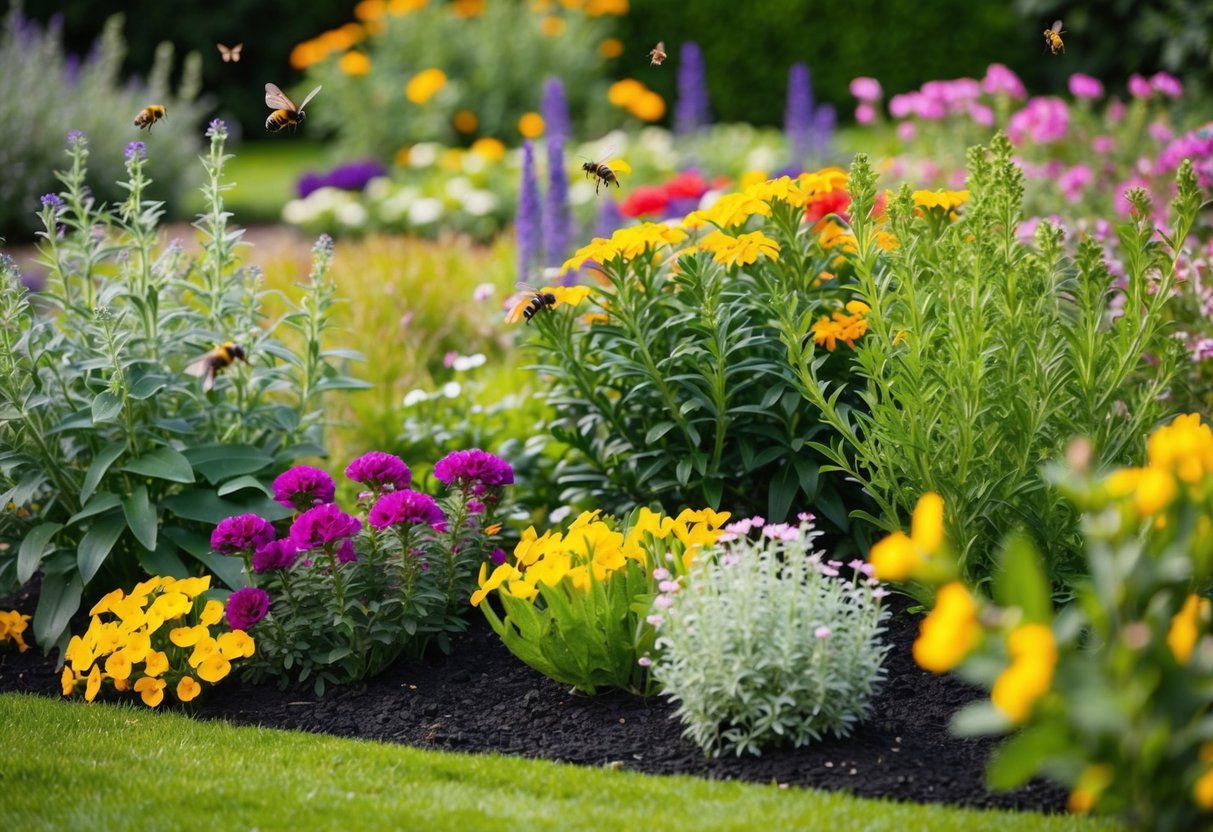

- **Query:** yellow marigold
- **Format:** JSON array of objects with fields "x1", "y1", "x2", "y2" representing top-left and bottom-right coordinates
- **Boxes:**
[
  {"x1": 991, "y1": 623, "x2": 1057, "y2": 723},
  {"x1": 699, "y1": 230, "x2": 781, "y2": 268},
  {"x1": 875, "y1": 230, "x2": 900, "y2": 250},
  {"x1": 406, "y1": 68, "x2": 447, "y2": 104},
  {"x1": 1167, "y1": 593, "x2": 1210, "y2": 664},
  {"x1": 599, "y1": 37, "x2": 624, "y2": 58},
  {"x1": 689, "y1": 192, "x2": 773, "y2": 230},
  {"x1": 451, "y1": 0, "x2": 485, "y2": 16},
  {"x1": 1067, "y1": 764, "x2": 1113, "y2": 814},
  {"x1": 798, "y1": 167, "x2": 849, "y2": 197},
  {"x1": 913, "y1": 189, "x2": 970, "y2": 214},
  {"x1": 339, "y1": 51, "x2": 372, "y2": 76},
  {"x1": 134, "y1": 676, "x2": 166, "y2": 708},
  {"x1": 582, "y1": 312, "x2": 610, "y2": 325},
  {"x1": 470, "y1": 136, "x2": 506, "y2": 161},
  {"x1": 289, "y1": 41, "x2": 327, "y2": 71},
  {"x1": 453, "y1": 109, "x2": 479, "y2": 134},
  {"x1": 1148, "y1": 412, "x2": 1213, "y2": 484},
  {"x1": 627, "y1": 90, "x2": 666, "y2": 122},
  {"x1": 818, "y1": 221, "x2": 858, "y2": 252},
  {"x1": 390, "y1": 0, "x2": 428, "y2": 13},
  {"x1": 608, "y1": 78, "x2": 646, "y2": 108},
  {"x1": 176, "y1": 675, "x2": 202, "y2": 703},
  {"x1": 354, "y1": 0, "x2": 387, "y2": 20},
  {"x1": 540, "y1": 14, "x2": 565, "y2": 35},
  {"x1": 913, "y1": 581, "x2": 980, "y2": 673},
  {"x1": 518, "y1": 111, "x2": 545, "y2": 138},
  {"x1": 745, "y1": 175, "x2": 807, "y2": 208},
  {"x1": 811, "y1": 303, "x2": 869, "y2": 352},
  {"x1": 609, "y1": 222, "x2": 684, "y2": 260},
  {"x1": 869, "y1": 491, "x2": 944, "y2": 580},
  {"x1": 144, "y1": 650, "x2": 169, "y2": 677},
  {"x1": 585, "y1": 0, "x2": 628, "y2": 14},
  {"x1": 317, "y1": 28, "x2": 358, "y2": 53}
]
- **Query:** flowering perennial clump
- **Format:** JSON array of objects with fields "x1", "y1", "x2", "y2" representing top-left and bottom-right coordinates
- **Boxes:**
[
  {"x1": 61, "y1": 576, "x2": 254, "y2": 707},
  {"x1": 0, "y1": 610, "x2": 31, "y2": 652}
]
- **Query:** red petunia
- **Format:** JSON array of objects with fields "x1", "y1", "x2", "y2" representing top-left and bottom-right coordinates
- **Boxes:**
[
  {"x1": 620, "y1": 185, "x2": 670, "y2": 218},
  {"x1": 665, "y1": 171, "x2": 709, "y2": 200}
]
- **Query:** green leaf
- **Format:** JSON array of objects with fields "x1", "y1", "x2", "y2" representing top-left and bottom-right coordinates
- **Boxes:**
[
  {"x1": 91, "y1": 391, "x2": 123, "y2": 424},
  {"x1": 120, "y1": 446, "x2": 195, "y2": 484},
  {"x1": 77, "y1": 513, "x2": 127, "y2": 585},
  {"x1": 128, "y1": 374, "x2": 169, "y2": 400},
  {"x1": 17, "y1": 522, "x2": 63, "y2": 584},
  {"x1": 162, "y1": 526, "x2": 248, "y2": 590},
  {"x1": 644, "y1": 422, "x2": 677, "y2": 444},
  {"x1": 33, "y1": 570, "x2": 83, "y2": 650},
  {"x1": 121, "y1": 485, "x2": 158, "y2": 551},
  {"x1": 67, "y1": 492, "x2": 122, "y2": 526},
  {"x1": 161, "y1": 488, "x2": 291, "y2": 525},
  {"x1": 950, "y1": 701, "x2": 1012, "y2": 737},
  {"x1": 994, "y1": 533, "x2": 1053, "y2": 625},
  {"x1": 81, "y1": 440, "x2": 125, "y2": 504},
  {"x1": 182, "y1": 444, "x2": 273, "y2": 484},
  {"x1": 217, "y1": 475, "x2": 273, "y2": 498},
  {"x1": 986, "y1": 723, "x2": 1072, "y2": 790},
  {"x1": 137, "y1": 540, "x2": 189, "y2": 579},
  {"x1": 767, "y1": 464, "x2": 799, "y2": 522}
]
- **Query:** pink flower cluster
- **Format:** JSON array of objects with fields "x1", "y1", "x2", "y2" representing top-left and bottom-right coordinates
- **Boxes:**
[{"x1": 1007, "y1": 97, "x2": 1071, "y2": 146}]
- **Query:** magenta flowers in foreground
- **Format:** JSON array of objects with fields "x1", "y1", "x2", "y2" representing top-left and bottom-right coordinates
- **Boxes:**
[
  {"x1": 273, "y1": 465, "x2": 336, "y2": 511},
  {"x1": 368, "y1": 489, "x2": 447, "y2": 531},
  {"x1": 252, "y1": 538, "x2": 298, "y2": 574},
  {"x1": 433, "y1": 449, "x2": 514, "y2": 493},
  {"x1": 226, "y1": 587, "x2": 270, "y2": 630},
  {"x1": 345, "y1": 451, "x2": 411, "y2": 492},
  {"x1": 210, "y1": 513, "x2": 276, "y2": 555},
  {"x1": 290, "y1": 503, "x2": 362, "y2": 550}
]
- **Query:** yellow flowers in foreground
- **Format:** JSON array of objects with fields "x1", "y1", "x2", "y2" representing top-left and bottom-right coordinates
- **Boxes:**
[
  {"x1": 991, "y1": 623, "x2": 1056, "y2": 723},
  {"x1": 913, "y1": 581, "x2": 979, "y2": 673},
  {"x1": 61, "y1": 576, "x2": 254, "y2": 708},
  {"x1": 0, "y1": 609, "x2": 31, "y2": 652},
  {"x1": 868, "y1": 490, "x2": 946, "y2": 580}
]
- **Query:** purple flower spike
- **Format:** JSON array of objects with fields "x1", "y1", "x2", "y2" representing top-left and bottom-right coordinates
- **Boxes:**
[
  {"x1": 211, "y1": 514, "x2": 276, "y2": 555},
  {"x1": 40, "y1": 193, "x2": 64, "y2": 208},
  {"x1": 226, "y1": 587, "x2": 270, "y2": 630},
  {"x1": 433, "y1": 449, "x2": 514, "y2": 492},
  {"x1": 594, "y1": 196, "x2": 623, "y2": 240},
  {"x1": 675, "y1": 41, "x2": 710, "y2": 135},
  {"x1": 542, "y1": 76, "x2": 571, "y2": 144},
  {"x1": 252, "y1": 538, "x2": 298, "y2": 573},
  {"x1": 543, "y1": 136, "x2": 572, "y2": 269},
  {"x1": 125, "y1": 141, "x2": 146, "y2": 162},
  {"x1": 369, "y1": 489, "x2": 447, "y2": 531},
  {"x1": 345, "y1": 451, "x2": 411, "y2": 492},
  {"x1": 785, "y1": 63, "x2": 813, "y2": 165},
  {"x1": 273, "y1": 465, "x2": 336, "y2": 511},
  {"x1": 290, "y1": 503, "x2": 362, "y2": 550},
  {"x1": 517, "y1": 141, "x2": 543, "y2": 281}
]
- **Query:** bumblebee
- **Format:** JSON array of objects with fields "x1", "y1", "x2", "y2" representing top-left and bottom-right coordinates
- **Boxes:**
[
  {"x1": 648, "y1": 41, "x2": 667, "y2": 67},
  {"x1": 217, "y1": 42, "x2": 243, "y2": 63},
  {"x1": 264, "y1": 83, "x2": 322, "y2": 133},
  {"x1": 1043, "y1": 20, "x2": 1065, "y2": 54},
  {"x1": 185, "y1": 341, "x2": 248, "y2": 392},
  {"x1": 133, "y1": 105, "x2": 166, "y2": 131},
  {"x1": 507, "y1": 284, "x2": 557, "y2": 325}
]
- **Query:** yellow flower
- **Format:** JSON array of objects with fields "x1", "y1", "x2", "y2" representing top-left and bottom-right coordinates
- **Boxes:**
[
  {"x1": 910, "y1": 491, "x2": 943, "y2": 553},
  {"x1": 913, "y1": 582, "x2": 979, "y2": 673},
  {"x1": 1148, "y1": 412, "x2": 1213, "y2": 484},
  {"x1": 290, "y1": 40, "x2": 326, "y2": 71},
  {"x1": 354, "y1": 0, "x2": 387, "y2": 20},
  {"x1": 698, "y1": 230, "x2": 781, "y2": 268},
  {"x1": 688, "y1": 192, "x2": 772, "y2": 229},
  {"x1": 104, "y1": 650, "x2": 132, "y2": 682},
  {"x1": 406, "y1": 68, "x2": 447, "y2": 104},
  {"x1": 1067, "y1": 764, "x2": 1112, "y2": 814},
  {"x1": 148, "y1": 591, "x2": 191, "y2": 622},
  {"x1": 599, "y1": 37, "x2": 624, "y2": 58},
  {"x1": 0, "y1": 609, "x2": 30, "y2": 652},
  {"x1": 608, "y1": 79, "x2": 646, "y2": 107},
  {"x1": 1167, "y1": 593, "x2": 1210, "y2": 664},
  {"x1": 339, "y1": 51, "x2": 372, "y2": 76},
  {"x1": 539, "y1": 14, "x2": 565, "y2": 35},
  {"x1": 818, "y1": 221, "x2": 858, "y2": 252},
  {"x1": 582, "y1": 312, "x2": 610, "y2": 325},
  {"x1": 470, "y1": 136, "x2": 506, "y2": 162},
  {"x1": 85, "y1": 664, "x2": 102, "y2": 702},
  {"x1": 89, "y1": 588, "x2": 125, "y2": 617},
  {"x1": 453, "y1": 109, "x2": 479, "y2": 134},
  {"x1": 65, "y1": 635, "x2": 95, "y2": 674},
  {"x1": 176, "y1": 676, "x2": 202, "y2": 703},
  {"x1": 144, "y1": 650, "x2": 169, "y2": 677},
  {"x1": 627, "y1": 91, "x2": 666, "y2": 122},
  {"x1": 217, "y1": 630, "x2": 256, "y2": 659},
  {"x1": 518, "y1": 111, "x2": 545, "y2": 138},
  {"x1": 744, "y1": 176, "x2": 808, "y2": 208},
  {"x1": 189, "y1": 636, "x2": 219, "y2": 668},
  {"x1": 991, "y1": 623, "x2": 1057, "y2": 723},
  {"x1": 559, "y1": 237, "x2": 617, "y2": 275},
  {"x1": 811, "y1": 303, "x2": 869, "y2": 352},
  {"x1": 198, "y1": 653, "x2": 232, "y2": 684},
  {"x1": 870, "y1": 491, "x2": 945, "y2": 581},
  {"x1": 389, "y1": 0, "x2": 429, "y2": 14},
  {"x1": 122, "y1": 631, "x2": 151, "y2": 663},
  {"x1": 505, "y1": 285, "x2": 592, "y2": 324},
  {"x1": 471, "y1": 561, "x2": 522, "y2": 607},
  {"x1": 61, "y1": 666, "x2": 76, "y2": 697},
  {"x1": 170, "y1": 624, "x2": 209, "y2": 648},
  {"x1": 200, "y1": 599, "x2": 224, "y2": 627},
  {"x1": 913, "y1": 189, "x2": 970, "y2": 213},
  {"x1": 134, "y1": 676, "x2": 166, "y2": 708},
  {"x1": 585, "y1": 0, "x2": 628, "y2": 14}
]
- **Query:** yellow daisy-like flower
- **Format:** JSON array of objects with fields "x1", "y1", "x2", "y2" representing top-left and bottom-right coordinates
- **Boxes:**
[
  {"x1": 913, "y1": 581, "x2": 980, "y2": 673},
  {"x1": 698, "y1": 230, "x2": 781, "y2": 268},
  {"x1": 176, "y1": 675, "x2": 202, "y2": 703},
  {"x1": 913, "y1": 189, "x2": 970, "y2": 215},
  {"x1": 518, "y1": 112, "x2": 545, "y2": 138},
  {"x1": 134, "y1": 676, "x2": 166, "y2": 708},
  {"x1": 817, "y1": 221, "x2": 858, "y2": 252},
  {"x1": 144, "y1": 650, "x2": 169, "y2": 677},
  {"x1": 991, "y1": 623, "x2": 1057, "y2": 723},
  {"x1": 688, "y1": 192, "x2": 772, "y2": 229},
  {"x1": 810, "y1": 302, "x2": 870, "y2": 352},
  {"x1": 744, "y1": 176, "x2": 809, "y2": 208},
  {"x1": 505, "y1": 285, "x2": 593, "y2": 324},
  {"x1": 405, "y1": 68, "x2": 447, "y2": 104},
  {"x1": 197, "y1": 653, "x2": 232, "y2": 684}
]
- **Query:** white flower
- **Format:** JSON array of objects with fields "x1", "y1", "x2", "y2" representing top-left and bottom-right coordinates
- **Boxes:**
[
  {"x1": 441, "y1": 381, "x2": 461, "y2": 399},
  {"x1": 408, "y1": 198, "x2": 444, "y2": 226},
  {"x1": 402, "y1": 389, "x2": 429, "y2": 407},
  {"x1": 452, "y1": 353, "x2": 486, "y2": 372},
  {"x1": 336, "y1": 202, "x2": 368, "y2": 228},
  {"x1": 461, "y1": 190, "x2": 498, "y2": 217},
  {"x1": 745, "y1": 145, "x2": 778, "y2": 172},
  {"x1": 408, "y1": 142, "x2": 441, "y2": 168},
  {"x1": 282, "y1": 199, "x2": 313, "y2": 225},
  {"x1": 549, "y1": 506, "x2": 572, "y2": 524},
  {"x1": 365, "y1": 176, "x2": 393, "y2": 201},
  {"x1": 444, "y1": 176, "x2": 473, "y2": 200}
]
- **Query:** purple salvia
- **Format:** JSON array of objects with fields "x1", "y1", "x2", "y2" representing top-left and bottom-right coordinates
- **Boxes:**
[
  {"x1": 594, "y1": 195, "x2": 624, "y2": 240},
  {"x1": 541, "y1": 76, "x2": 571, "y2": 144},
  {"x1": 812, "y1": 103, "x2": 836, "y2": 155},
  {"x1": 674, "y1": 41, "x2": 710, "y2": 135},
  {"x1": 517, "y1": 140, "x2": 543, "y2": 281},
  {"x1": 543, "y1": 136, "x2": 572, "y2": 272},
  {"x1": 785, "y1": 63, "x2": 813, "y2": 168}
]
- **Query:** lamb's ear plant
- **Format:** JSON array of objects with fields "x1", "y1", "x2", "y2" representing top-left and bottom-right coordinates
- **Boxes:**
[
  {"x1": 781, "y1": 135, "x2": 1192, "y2": 596},
  {"x1": 0, "y1": 123, "x2": 366, "y2": 653}
]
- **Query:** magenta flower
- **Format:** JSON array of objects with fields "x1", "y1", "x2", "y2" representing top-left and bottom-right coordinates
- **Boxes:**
[
  {"x1": 252, "y1": 538, "x2": 298, "y2": 573},
  {"x1": 290, "y1": 503, "x2": 362, "y2": 550},
  {"x1": 273, "y1": 465, "x2": 336, "y2": 511},
  {"x1": 1007, "y1": 97, "x2": 1070, "y2": 145},
  {"x1": 1091, "y1": 135, "x2": 1115, "y2": 154},
  {"x1": 1150, "y1": 72, "x2": 1183, "y2": 98},
  {"x1": 369, "y1": 489, "x2": 446, "y2": 530},
  {"x1": 854, "y1": 103, "x2": 876, "y2": 125},
  {"x1": 1127, "y1": 73, "x2": 1153, "y2": 99},
  {"x1": 211, "y1": 514, "x2": 276, "y2": 555},
  {"x1": 981, "y1": 63, "x2": 1026, "y2": 99},
  {"x1": 967, "y1": 102, "x2": 995, "y2": 128},
  {"x1": 345, "y1": 451, "x2": 411, "y2": 492},
  {"x1": 433, "y1": 449, "x2": 514, "y2": 493},
  {"x1": 849, "y1": 76, "x2": 882, "y2": 103},
  {"x1": 1067, "y1": 73, "x2": 1104, "y2": 100},
  {"x1": 888, "y1": 93, "x2": 915, "y2": 119},
  {"x1": 226, "y1": 587, "x2": 269, "y2": 630},
  {"x1": 337, "y1": 539, "x2": 357, "y2": 564},
  {"x1": 1059, "y1": 164, "x2": 1094, "y2": 203}
]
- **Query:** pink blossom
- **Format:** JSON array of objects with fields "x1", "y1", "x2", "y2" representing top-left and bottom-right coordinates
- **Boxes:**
[
  {"x1": 1114, "y1": 177, "x2": 1151, "y2": 218},
  {"x1": 967, "y1": 102, "x2": 995, "y2": 127},
  {"x1": 981, "y1": 63, "x2": 1026, "y2": 98},
  {"x1": 1059, "y1": 164, "x2": 1094, "y2": 203},
  {"x1": 1127, "y1": 73, "x2": 1153, "y2": 99},
  {"x1": 1151, "y1": 72, "x2": 1183, "y2": 98},
  {"x1": 1067, "y1": 73, "x2": 1104, "y2": 100},
  {"x1": 762, "y1": 523, "x2": 799, "y2": 541},
  {"x1": 1106, "y1": 97, "x2": 1126, "y2": 123},
  {"x1": 638, "y1": 656, "x2": 652, "y2": 667},
  {"x1": 914, "y1": 95, "x2": 946, "y2": 120},
  {"x1": 872, "y1": 587, "x2": 891, "y2": 600},
  {"x1": 1007, "y1": 97, "x2": 1070, "y2": 145},
  {"x1": 654, "y1": 594, "x2": 674, "y2": 609},
  {"x1": 652, "y1": 567, "x2": 671, "y2": 581},
  {"x1": 888, "y1": 93, "x2": 916, "y2": 119},
  {"x1": 1193, "y1": 338, "x2": 1213, "y2": 361},
  {"x1": 896, "y1": 121, "x2": 917, "y2": 142},
  {"x1": 443, "y1": 351, "x2": 458, "y2": 368},
  {"x1": 849, "y1": 76, "x2": 883, "y2": 102},
  {"x1": 815, "y1": 626, "x2": 832, "y2": 640},
  {"x1": 796, "y1": 512, "x2": 816, "y2": 524},
  {"x1": 855, "y1": 103, "x2": 876, "y2": 125},
  {"x1": 646, "y1": 614, "x2": 663, "y2": 627},
  {"x1": 1091, "y1": 135, "x2": 1115, "y2": 154},
  {"x1": 658, "y1": 580, "x2": 680, "y2": 593}
]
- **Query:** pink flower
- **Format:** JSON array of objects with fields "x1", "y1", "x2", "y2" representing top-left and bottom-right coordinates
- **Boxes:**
[
  {"x1": 225, "y1": 587, "x2": 269, "y2": 631},
  {"x1": 211, "y1": 513, "x2": 276, "y2": 555},
  {"x1": 896, "y1": 121, "x2": 917, "y2": 142},
  {"x1": 272, "y1": 466, "x2": 336, "y2": 511},
  {"x1": 967, "y1": 102, "x2": 995, "y2": 127},
  {"x1": 1106, "y1": 97, "x2": 1126, "y2": 123},
  {"x1": 888, "y1": 93, "x2": 916, "y2": 119},
  {"x1": 981, "y1": 63, "x2": 1026, "y2": 99},
  {"x1": 646, "y1": 614, "x2": 663, "y2": 627},
  {"x1": 654, "y1": 594, "x2": 674, "y2": 609},
  {"x1": 1059, "y1": 164, "x2": 1093, "y2": 203},
  {"x1": 1114, "y1": 177, "x2": 1151, "y2": 217},
  {"x1": 658, "y1": 580, "x2": 680, "y2": 593},
  {"x1": 652, "y1": 567, "x2": 671, "y2": 581},
  {"x1": 1007, "y1": 97, "x2": 1070, "y2": 145},
  {"x1": 855, "y1": 102, "x2": 876, "y2": 125},
  {"x1": 849, "y1": 77, "x2": 883, "y2": 102},
  {"x1": 345, "y1": 451, "x2": 411, "y2": 492},
  {"x1": 290, "y1": 503, "x2": 362, "y2": 550},
  {"x1": 1091, "y1": 135, "x2": 1115, "y2": 154},
  {"x1": 1127, "y1": 73, "x2": 1153, "y2": 99},
  {"x1": 1067, "y1": 73, "x2": 1104, "y2": 100},
  {"x1": 1193, "y1": 338, "x2": 1213, "y2": 361},
  {"x1": 815, "y1": 626, "x2": 832, "y2": 640},
  {"x1": 368, "y1": 489, "x2": 446, "y2": 531},
  {"x1": 1148, "y1": 120, "x2": 1173, "y2": 143},
  {"x1": 638, "y1": 656, "x2": 652, "y2": 667},
  {"x1": 252, "y1": 538, "x2": 297, "y2": 573},
  {"x1": 1151, "y1": 72, "x2": 1183, "y2": 98}
]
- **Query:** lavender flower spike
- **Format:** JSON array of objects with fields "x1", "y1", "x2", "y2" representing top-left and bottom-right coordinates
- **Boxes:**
[
  {"x1": 517, "y1": 140, "x2": 543, "y2": 281},
  {"x1": 543, "y1": 136, "x2": 572, "y2": 274},
  {"x1": 542, "y1": 77, "x2": 571, "y2": 145},
  {"x1": 785, "y1": 63, "x2": 813, "y2": 168},
  {"x1": 675, "y1": 41, "x2": 710, "y2": 135}
]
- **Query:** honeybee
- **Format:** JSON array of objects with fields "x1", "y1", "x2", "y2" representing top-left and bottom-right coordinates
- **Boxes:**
[
  {"x1": 648, "y1": 41, "x2": 667, "y2": 67},
  {"x1": 264, "y1": 83, "x2": 322, "y2": 133},
  {"x1": 185, "y1": 341, "x2": 248, "y2": 392},
  {"x1": 581, "y1": 151, "x2": 631, "y2": 196},
  {"x1": 508, "y1": 284, "x2": 557, "y2": 325},
  {"x1": 1043, "y1": 20, "x2": 1065, "y2": 54},
  {"x1": 133, "y1": 105, "x2": 166, "y2": 131},
  {"x1": 217, "y1": 43, "x2": 243, "y2": 63}
]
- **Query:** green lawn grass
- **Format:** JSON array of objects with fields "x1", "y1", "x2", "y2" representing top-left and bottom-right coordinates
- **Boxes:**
[
  {"x1": 0, "y1": 693, "x2": 1118, "y2": 832},
  {"x1": 184, "y1": 139, "x2": 331, "y2": 223}
]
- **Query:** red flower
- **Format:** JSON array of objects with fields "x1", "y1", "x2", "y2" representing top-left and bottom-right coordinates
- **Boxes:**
[
  {"x1": 805, "y1": 189, "x2": 852, "y2": 225},
  {"x1": 620, "y1": 185, "x2": 669, "y2": 218},
  {"x1": 665, "y1": 170, "x2": 709, "y2": 200}
]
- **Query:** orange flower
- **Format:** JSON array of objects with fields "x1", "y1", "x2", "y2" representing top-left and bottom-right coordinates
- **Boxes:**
[
  {"x1": 405, "y1": 68, "x2": 447, "y2": 104},
  {"x1": 627, "y1": 90, "x2": 666, "y2": 122},
  {"x1": 453, "y1": 109, "x2": 479, "y2": 134},
  {"x1": 339, "y1": 51, "x2": 372, "y2": 76},
  {"x1": 518, "y1": 112, "x2": 545, "y2": 138},
  {"x1": 599, "y1": 37, "x2": 624, "y2": 58}
]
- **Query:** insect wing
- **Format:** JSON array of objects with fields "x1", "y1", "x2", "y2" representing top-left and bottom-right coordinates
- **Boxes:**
[
  {"x1": 655, "y1": 40, "x2": 665, "y2": 53},
  {"x1": 265, "y1": 83, "x2": 297, "y2": 112},
  {"x1": 1050, "y1": 19, "x2": 1063, "y2": 33},
  {"x1": 231, "y1": 43, "x2": 243, "y2": 61},
  {"x1": 297, "y1": 85, "x2": 323, "y2": 113},
  {"x1": 184, "y1": 354, "x2": 210, "y2": 378}
]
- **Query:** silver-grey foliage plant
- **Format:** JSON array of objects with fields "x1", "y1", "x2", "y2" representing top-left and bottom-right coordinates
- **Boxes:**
[{"x1": 651, "y1": 519, "x2": 891, "y2": 757}]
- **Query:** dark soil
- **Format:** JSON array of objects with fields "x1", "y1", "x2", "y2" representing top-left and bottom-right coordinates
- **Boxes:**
[{"x1": 0, "y1": 582, "x2": 1065, "y2": 814}]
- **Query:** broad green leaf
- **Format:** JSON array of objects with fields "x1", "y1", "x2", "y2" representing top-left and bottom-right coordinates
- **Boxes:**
[
  {"x1": 121, "y1": 485, "x2": 158, "y2": 551},
  {"x1": 77, "y1": 514, "x2": 127, "y2": 585},
  {"x1": 90, "y1": 391, "x2": 123, "y2": 424},
  {"x1": 67, "y1": 492, "x2": 122, "y2": 526},
  {"x1": 128, "y1": 374, "x2": 168, "y2": 400},
  {"x1": 80, "y1": 440, "x2": 125, "y2": 504},
  {"x1": 182, "y1": 444, "x2": 273, "y2": 484},
  {"x1": 767, "y1": 464, "x2": 799, "y2": 523},
  {"x1": 121, "y1": 446, "x2": 195, "y2": 484},
  {"x1": 986, "y1": 722, "x2": 1072, "y2": 790},
  {"x1": 137, "y1": 540, "x2": 189, "y2": 579},
  {"x1": 33, "y1": 570, "x2": 83, "y2": 650},
  {"x1": 994, "y1": 533, "x2": 1053, "y2": 625},
  {"x1": 217, "y1": 475, "x2": 273, "y2": 498},
  {"x1": 161, "y1": 488, "x2": 290, "y2": 525},
  {"x1": 17, "y1": 522, "x2": 63, "y2": 584},
  {"x1": 162, "y1": 526, "x2": 248, "y2": 589}
]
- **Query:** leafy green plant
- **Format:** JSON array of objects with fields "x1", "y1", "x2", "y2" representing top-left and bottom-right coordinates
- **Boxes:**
[
  {"x1": 652, "y1": 516, "x2": 890, "y2": 757},
  {"x1": 0, "y1": 5, "x2": 206, "y2": 237},
  {"x1": 783, "y1": 137, "x2": 1195, "y2": 594},
  {"x1": 0, "y1": 122, "x2": 366, "y2": 653}
]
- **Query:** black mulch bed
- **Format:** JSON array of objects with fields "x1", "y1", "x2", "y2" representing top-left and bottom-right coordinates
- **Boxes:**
[{"x1": 0, "y1": 582, "x2": 1066, "y2": 814}]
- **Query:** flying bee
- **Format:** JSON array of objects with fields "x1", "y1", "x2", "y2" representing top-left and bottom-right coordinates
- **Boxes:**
[
  {"x1": 580, "y1": 149, "x2": 632, "y2": 196},
  {"x1": 133, "y1": 105, "x2": 166, "y2": 131},
  {"x1": 507, "y1": 284, "x2": 557, "y2": 325},
  {"x1": 264, "y1": 83, "x2": 322, "y2": 133},
  {"x1": 185, "y1": 341, "x2": 248, "y2": 392},
  {"x1": 1043, "y1": 20, "x2": 1065, "y2": 54},
  {"x1": 217, "y1": 42, "x2": 243, "y2": 63},
  {"x1": 648, "y1": 41, "x2": 667, "y2": 67}
]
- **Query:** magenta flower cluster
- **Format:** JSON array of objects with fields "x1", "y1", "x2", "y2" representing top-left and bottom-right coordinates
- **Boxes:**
[
  {"x1": 273, "y1": 465, "x2": 336, "y2": 511},
  {"x1": 290, "y1": 503, "x2": 362, "y2": 551},
  {"x1": 226, "y1": 586, "x2": 270, "y2": 630},
  {"x1": 368, "y1": 489, "x2": 446, "y2": 531},
  {"x1": 252, "y1": 538, "x2": 298, "y2": 574},
  {"x1": 211, "y1": 513, "x2": 276, "y2": 554},
  {"x1": 345, "y1": 451, "x2": 411, "y2": 492},
  {"x1": 433, "y1": 449, "x2": 514, "y2": 493}
]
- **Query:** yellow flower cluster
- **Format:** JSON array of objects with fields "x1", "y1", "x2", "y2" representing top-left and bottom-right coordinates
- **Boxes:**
[
  {"x1": 868, "y1": 491, "x2": 945, "y2": 581},
  {"x1": 912, "y1": 189, "x2": 970, "y2": 217},
  {"x1": 811, "y1": 300, "x2": 871, "y2": 352},
  {"x1": 607, "y1": 79, "x2": 666, "y2": 122},
  {"x1": 559, "y1": 220, "x2": 681, "y2": 276},
  {"x1": 0, "y1": 609, "x2": 31, "y2": 652},
  {"x1": 1167, "y1": 593, "x2": 1211, "y2": 664},
  {"x1": 991, "y1": 623, "x2": 1056, "y2": 723},
  {"x1": 698, "y1": 230, "x2": 780, "y2": 268},
  {"x1": 1105, "y1": 413, "x2": 1213, "y2": 517},
  {"x1": 913, "y1": 581, "x2": 980, "y2": 673},
  {"x1": 61, "y1": 576, "x2": 255, "y2": 708},
  {"x1": 290, "y1": 23, "x2": 371, "y2": 70},
  {"x1": 683, "y1": 168, "x2": 848, "y2": 231},
  {"x1": 471, "y1": 507, "x2": 729, "y2": 606}
]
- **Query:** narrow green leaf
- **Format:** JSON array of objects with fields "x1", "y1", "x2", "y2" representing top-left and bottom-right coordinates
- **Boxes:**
[
  {"x1": 33, "y1": 570, "x2": 83, "y2": 650},
  {"x1": 121, "y1": 446, "x2": 195, "y2": 484},
  {"x1": 986, "y1": 723, "x2": 1071, "y2": 790},
  {"x1": 121, "y1": 485, "x2": 158, "y2": 551},
  {"x1": 67, "y1": 492, "x2": 122, "y2": 526},
  {"x1": 77, "y1": 514, "x2": 127, "y2": 585},
  {"x1": 994, "y1": 533, "x2": 1053, "y2": 625},
  {"x1": 91, "y1": 391, "x2": 123, "y2": 424},
  {"x1": 17, "y1": 522, "x2": 63, "y2": 584},
  {"x1": 137, "y1": 540, "x2": 189, "y2": 579},
  {"x1": 81, "y1": 440, "x2": 125, "y2": 504}
]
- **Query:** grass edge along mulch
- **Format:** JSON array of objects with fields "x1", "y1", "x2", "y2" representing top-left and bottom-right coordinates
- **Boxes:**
[{"x1": 0, "y1": 693, "x2": 1119, "y2": 832}]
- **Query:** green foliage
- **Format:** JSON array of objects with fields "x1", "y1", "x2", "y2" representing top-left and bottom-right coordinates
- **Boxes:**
[
  {"x1": 0, "y1": 5, "x2": 207, "y2": 238},
  {"x1": 652, "y1": 522, "x2": 890, "y2": 757},
  {"x1": 0, "y1": 125, "x2": 365, "y2": 653},
  {"x1": 784, "y1": 137, "x2": 1191, "y2": 595}
]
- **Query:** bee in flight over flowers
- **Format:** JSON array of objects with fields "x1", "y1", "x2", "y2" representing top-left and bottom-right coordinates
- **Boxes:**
[
  {"x1": 509, "y1": 283, "x2": 557, "y2": 325},
  {"x1": 648, "y1": 41, "x2": 667, "y2": 66},
  {"x1": 185, "y1": 341, "x2": 249, "y2": 392},
  {"x1": 580, "y1": 146, "x2": 632, "y2": 196},
  {"x1": 133, "y1": 105, "x2": 166, "y2": 131},
  {"x1": 1043, "y1": 20, "x2": 1065, "y2": 54},
  {"x1": 264, "y1": 83, "x2": 322, "y2": 133}
]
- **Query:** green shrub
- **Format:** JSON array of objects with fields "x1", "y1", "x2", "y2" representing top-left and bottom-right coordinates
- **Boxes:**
[
  {"x1": 0, "y1": 122, "x2": 365, "y2": 653},
  {"x1": 0, "y1": 5, "x2": 206, "y2": 238}
]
